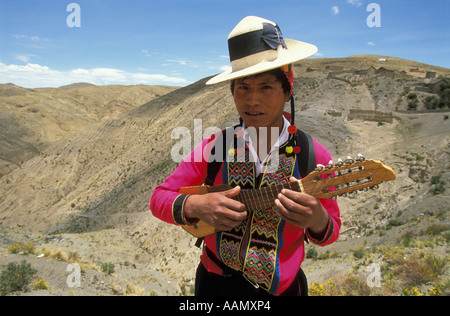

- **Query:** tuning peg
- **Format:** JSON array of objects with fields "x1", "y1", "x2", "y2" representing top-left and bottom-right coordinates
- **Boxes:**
[
  {"x1": 357, "y1": 154, "x2": 365, "y2": 162},
  {"x1": 326, "y1": 160, "x2": 334, "y2": 169},
  {"x1": 345, "y1": 156, "x2": 354, "y2": 164},
  {"x1": 336, "y1": 158, "x2": 344, "y2": 167},
  {"x1": 315, "y1": 164, "x2": 326, "y2": 172}
]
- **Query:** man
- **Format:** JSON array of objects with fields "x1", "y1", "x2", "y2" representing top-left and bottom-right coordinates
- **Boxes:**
[{"x1": 150, "y1": 16, "x2": 341, "y2": 296}]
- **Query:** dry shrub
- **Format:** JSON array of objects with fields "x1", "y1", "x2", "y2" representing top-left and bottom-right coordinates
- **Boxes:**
[{"x1": 392, "y1": 252, "x2": 447, "y2": 287}]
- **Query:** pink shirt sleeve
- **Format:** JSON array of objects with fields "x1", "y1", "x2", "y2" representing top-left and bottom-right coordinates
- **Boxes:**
[
  {"x1": 149, "y1": 136, "x2": 212, "y2": 226},
  {"x1": 150, "y1": 130, "x2": 225, "y2": 283}
]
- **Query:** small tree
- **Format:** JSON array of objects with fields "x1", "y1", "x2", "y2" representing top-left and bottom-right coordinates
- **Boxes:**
[
  {"x1": 424, "y1": 96, "x2": 439, "y2": 110},
  {"x1": 0, "y1": 260, "x2": 37, "y2": 295},
  {"x1": 408, "y1": 99, "x2": 419, "y2": 111}
]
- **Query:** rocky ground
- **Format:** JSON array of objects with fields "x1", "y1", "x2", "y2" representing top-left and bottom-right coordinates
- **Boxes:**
[
  {"x1": 0, "y1": 225, "x2": 188, "y2": 296},
  {"x1": 1, "y1": 198, "x2": 448, "y2": 297}
]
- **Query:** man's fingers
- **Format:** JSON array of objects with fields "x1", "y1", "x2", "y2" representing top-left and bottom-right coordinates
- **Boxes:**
[
  {"x1": 277, "y1": 191, "x2": 305, "y2": 211},
  {"x1": 275, "y1": 198, "x2": 304, "y2": 227},
  {"x1": 276, "y1": 197, "x2": 311, "y2": 228},
  {"x1": 222, "y1": 185, "x2": 241, "y2": 198},
  {"x1": 218, "y1": 186, "x2": 246, "y2": 212},
  {"x1": 280, "y1": 188, "x2": 318, "y2": 208}
]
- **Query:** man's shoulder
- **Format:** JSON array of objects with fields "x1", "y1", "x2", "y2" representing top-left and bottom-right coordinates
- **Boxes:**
[{"x1": 311, "y1": 137, "x2": 333, "y2": 164}]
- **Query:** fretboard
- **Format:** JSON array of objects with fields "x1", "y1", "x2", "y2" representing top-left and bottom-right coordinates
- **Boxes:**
[{"x1": 233, "y1": 181, "x2": 302, "y2": 212}]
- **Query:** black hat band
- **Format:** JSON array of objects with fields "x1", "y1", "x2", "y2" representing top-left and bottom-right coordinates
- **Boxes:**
[{"x1": 228, "y1": 23, "x2": 287, "y2": 62}]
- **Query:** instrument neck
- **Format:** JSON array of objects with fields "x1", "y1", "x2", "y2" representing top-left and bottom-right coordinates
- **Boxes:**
[{"x1": 234, "y1": 181, "x2": 302, "y2": 212}]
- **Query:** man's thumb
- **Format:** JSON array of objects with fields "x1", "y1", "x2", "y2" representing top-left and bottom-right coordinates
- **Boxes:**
[{"x1": 222, "y1": 186, "x2": 241, "y2": 198}]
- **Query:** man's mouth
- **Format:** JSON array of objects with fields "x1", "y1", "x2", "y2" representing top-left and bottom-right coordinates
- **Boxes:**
[{"x1": 245, "y1": 112, "x2": 264, "y2": 117}]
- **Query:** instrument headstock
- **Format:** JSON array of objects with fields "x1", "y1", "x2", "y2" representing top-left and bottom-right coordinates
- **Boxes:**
[{"x1": 301, "y1": 155, "x2": 396, "y2": 199}]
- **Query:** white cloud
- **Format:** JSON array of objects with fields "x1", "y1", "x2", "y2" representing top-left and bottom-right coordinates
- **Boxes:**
[
  {"x1": 12, "y1": 35, "x2": 49, "y2": 49},
  {"x1": 331, "y1": 6, "x2": 340, "y2": 15},
  {"x1": 219, "y1": 65, "x2": 232, "y2": 72},
  {"x1": 141, "y1": 49, "x2": 152, "y2": 57},
  {"x1": 0, "y1": 62, "x2": 188, "y2": 88},
  {"x1": 368, "y1": 42, "x2": 376, "y2": 46},
  {"x1": 207, "y1": 65, "x2": 231, "y2": 73},
  {"x1": 166, "y1": 59, "x2": 188, "y2": 66},
  {"x1": 13, "y1": 34, "x2": 48, "y2": 42},
  {"x1": 13, "y1": 35, "x2": 27, "y2": 39},
  {"x1": 347, "y1": 0, "x2": 363, "y2": 7},
  {"x1": 14, "y1": 54, "x2": 37, "y2": 63}
]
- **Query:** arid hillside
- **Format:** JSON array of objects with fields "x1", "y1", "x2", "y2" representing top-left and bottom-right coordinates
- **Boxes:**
[
  {"x1": 0, "y1": 83, "x2": 179, "y2": 177},
  {"x1": 0, "y1": 56, "x2": 448, "y2": 296}
]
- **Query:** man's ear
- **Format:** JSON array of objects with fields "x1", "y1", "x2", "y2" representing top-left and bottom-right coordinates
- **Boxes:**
[{"x1": 284, "y1": 93, "x2": 292, "y2": 103}]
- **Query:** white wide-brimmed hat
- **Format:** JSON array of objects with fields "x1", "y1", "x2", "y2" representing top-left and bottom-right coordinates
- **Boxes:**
[{"x1": 206, "y1": 16, "x2": 318, "y2": 85}]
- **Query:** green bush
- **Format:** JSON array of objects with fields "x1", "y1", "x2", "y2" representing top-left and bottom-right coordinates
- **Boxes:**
[
  {"x1": 407, "y1": 93, "x2": 418, "y2": 100},
  {"x1": 306, "y1": 247, "x2": 318, "y2": 259},
  {"x1": 353, "y1": 248, "x2": 366, "y2": 259},
  {"x1": 100, "y1": 262, "x2": 115, "y2": 275},
  {"x1": 0, "y1": 260, "x2": 37, "y2": 296},
  {"x1": 425, "y1": 255, "x2": 448, "y2": 277},
  {"x1": 408, "y1": 99, "x2": 419, "y2": 110},
  {"x1": 430, "y1": 175, "x2": 441, "y2": 185},
  {"x1": 433, "y1": 183, "x2": 446, "y2": 195},
  {"x1": 425, "y1": 224, "x2": 450, "y2": 236},
  {"x1": 386, "y1": 219, "x2": 403, "y2": 230},
  {"x1": 424, "y1": 96, "x2": 439, "y2": 110}
]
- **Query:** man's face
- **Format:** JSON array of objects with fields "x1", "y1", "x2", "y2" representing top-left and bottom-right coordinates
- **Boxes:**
[{"x1": 233, "y1": 73, "x2": 290, "y2": 131}]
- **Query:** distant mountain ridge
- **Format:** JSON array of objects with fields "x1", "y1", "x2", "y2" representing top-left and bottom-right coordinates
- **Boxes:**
[{"x1": 0, "y1": 83, "x2": 179, "y2": 177}]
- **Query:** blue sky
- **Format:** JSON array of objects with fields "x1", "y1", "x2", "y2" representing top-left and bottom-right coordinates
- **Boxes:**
[{"x1": 1, "y1": 0, "x2": 449, "y2": 88}]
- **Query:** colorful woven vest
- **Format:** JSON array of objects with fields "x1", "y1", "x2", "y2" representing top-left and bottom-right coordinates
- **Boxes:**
[{"x1": 218, "y1": 140, "x2": 296, "y2": 292}]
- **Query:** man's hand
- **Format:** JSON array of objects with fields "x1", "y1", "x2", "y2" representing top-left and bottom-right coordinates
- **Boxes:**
[
  {"x1": 275, "y1": 177, "x2": 330, "y2": 238},
  {"x1": 184, "y1": 186, "x2": 247, "y2": 231}
]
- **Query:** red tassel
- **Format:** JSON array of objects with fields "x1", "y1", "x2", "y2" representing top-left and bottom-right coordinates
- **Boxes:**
[{"x1": 288, "y1": 125, "x2": 297, "y2": 135}]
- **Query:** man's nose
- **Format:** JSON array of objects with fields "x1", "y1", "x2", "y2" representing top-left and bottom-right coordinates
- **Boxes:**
[{"x1": 246, "y1": 89, "x2": 261, "y2": 106}]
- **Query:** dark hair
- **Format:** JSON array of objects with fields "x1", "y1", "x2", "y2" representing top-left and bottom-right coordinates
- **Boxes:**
[{"x1": 231, "y1": 68, "x2": 291, "y2": 96}]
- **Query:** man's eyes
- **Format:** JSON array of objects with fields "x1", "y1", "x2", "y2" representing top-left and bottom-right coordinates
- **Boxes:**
[{"x1": 237, "y1": 85, "x2": 273, "y2": 90}]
